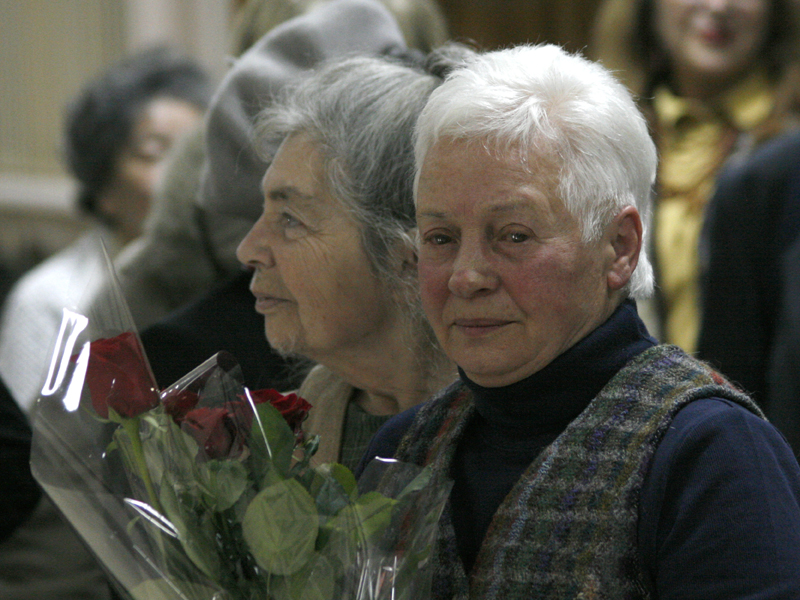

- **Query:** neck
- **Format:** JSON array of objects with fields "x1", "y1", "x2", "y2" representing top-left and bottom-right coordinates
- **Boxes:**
[
  {"x1": 461, "y1": 299, "x2": 657, "y2": 430},
  {"x1": 315, "y1": 319, "x2": 456, "y2": 417}
]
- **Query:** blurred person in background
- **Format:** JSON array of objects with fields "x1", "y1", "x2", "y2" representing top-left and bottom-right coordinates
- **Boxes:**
[
  {"x1": 0, "y1": 374, "x2": 40, "y2": 544},
  {"x1": 230, "y1": 0, "x2": 449, "y2": 57},
  {"x1": 0, "y1": 47, "x2": 209, "y2": 600},
  {"x1": 0, "y1": 47, "x2": 209, "y2": 414},
  {"x1": 591, "y1": 0, "x2": 800, "y2": 372},
  {"x1": 698, "y1": 129, "x2": 800, "y2": 418}
]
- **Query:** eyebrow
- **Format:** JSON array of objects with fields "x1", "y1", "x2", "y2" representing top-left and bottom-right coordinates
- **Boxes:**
[
  {"x1": 263, "y1": 184, "x2": 317, "y2": 206},
  {"x1": 488, "y1": 201, "x2": 538, "y2": 214}
]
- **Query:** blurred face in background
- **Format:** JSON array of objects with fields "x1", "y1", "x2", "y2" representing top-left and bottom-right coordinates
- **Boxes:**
[
  {"x1": 654, "y1": 0, "x2": 771, "y2": 98},
  {"x1": 98, "y1": 96, "x2": 203, "y2": 243}
]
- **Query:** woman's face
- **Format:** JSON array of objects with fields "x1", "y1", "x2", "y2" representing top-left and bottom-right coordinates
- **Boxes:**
[
  {"x1": 654, "y1": 0, "x2": 771, "y2": 96},
  {"x1": 416, "y1": 139, "x2": 616, "y2": 388},
  {"x1": 99, "y1": 96, "x2": 203, "y2": 242},
  {"x1": 237, "y1": 133, "x2": 394, "y2": 364}
]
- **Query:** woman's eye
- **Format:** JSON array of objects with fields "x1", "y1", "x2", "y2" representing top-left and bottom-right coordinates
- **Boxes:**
[
  {"x1": 424, "y1": 232, "x2": 453, "y2": 245},
  {"x1": 280, "y1": 212, "x2": 301, "y2": 228},
  {"x1": 498, "y1": 228, "x2": 531, "y2": 244}
]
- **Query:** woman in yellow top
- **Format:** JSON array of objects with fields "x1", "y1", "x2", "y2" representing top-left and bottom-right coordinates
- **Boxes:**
[{"x1": 591, "y1": 0, "x2": 800, "y2": 352}]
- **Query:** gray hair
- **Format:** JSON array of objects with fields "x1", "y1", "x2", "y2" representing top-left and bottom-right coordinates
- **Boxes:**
[
  {"x1": 256, "y1": 49, "x2": 461, "y2": 286},
  {"x1": 256, "y1": 48, "x2": 467, "y2": 359},
  {"x1": 414, "y1": 44, "x2": 657, "y2": 299}
]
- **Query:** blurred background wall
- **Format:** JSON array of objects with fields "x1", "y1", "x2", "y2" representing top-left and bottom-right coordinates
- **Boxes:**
[{"x1": 0, "y1": 0, "x2": 602, "y2": 299}]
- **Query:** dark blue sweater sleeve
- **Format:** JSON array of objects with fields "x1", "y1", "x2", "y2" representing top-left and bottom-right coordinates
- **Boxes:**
[
  {"x1": 354, "y1": 403, "x2": 421, "y2": 479},
  {"x1": 639, "y1": 398, "x2": 800, "y2": 599}
]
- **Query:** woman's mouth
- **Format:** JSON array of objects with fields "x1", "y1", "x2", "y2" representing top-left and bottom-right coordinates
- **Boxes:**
[
  {"x1": 698, "y1": 24, "x2": 732, "y2": 47},
  {"x1": 452, "y1": 318, "x2": 510, "y2": 336},
  {"x1": 254, "y1": 295, "x2": 290, "y2": 313}
]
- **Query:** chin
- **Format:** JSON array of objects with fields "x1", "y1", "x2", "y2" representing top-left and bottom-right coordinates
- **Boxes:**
[{"x1": 265, "y1": 328, "x2": 305, "y2": 360}]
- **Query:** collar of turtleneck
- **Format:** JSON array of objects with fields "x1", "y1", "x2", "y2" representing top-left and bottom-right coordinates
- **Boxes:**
[{"x1": 459, "y1": 300, "x2": 657, "y2": 436}]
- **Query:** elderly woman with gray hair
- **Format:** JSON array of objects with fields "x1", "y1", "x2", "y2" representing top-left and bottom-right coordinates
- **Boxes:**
[
  {"x1": 237, "y1": 51, "x2": 459, "y2": 470},
  {"x1": 361, "y1": 44, "x2": 800, "y2": 598}
]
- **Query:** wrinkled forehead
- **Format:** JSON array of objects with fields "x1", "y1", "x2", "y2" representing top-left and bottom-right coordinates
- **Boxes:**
[
  {"x1": 416, "y1": 136, "x2": 562, "y2": 204},
  {"x1": 415, "y1": 136, "x2": 570, "y2": 221}
]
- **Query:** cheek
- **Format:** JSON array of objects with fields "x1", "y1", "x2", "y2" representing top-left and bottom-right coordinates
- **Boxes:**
[
  {"x1": 418, "y1": 261, "x2": 450, "y2": 315},
  {"x1": 736, "y1": 11, "x2": 770, "y2": 57},
  {"x1": 118, "y1": 159, "x2": 160, "y2": 200}
]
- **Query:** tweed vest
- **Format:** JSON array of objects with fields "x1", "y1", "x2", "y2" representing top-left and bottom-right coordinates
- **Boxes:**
[{"x1": 393, "y1": 345, "x2": 763, "y2": 600}]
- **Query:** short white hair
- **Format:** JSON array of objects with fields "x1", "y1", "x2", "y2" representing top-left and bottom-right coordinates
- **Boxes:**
[{"x1": 414, "y1": 44, "x2": 657, "y2": 299}]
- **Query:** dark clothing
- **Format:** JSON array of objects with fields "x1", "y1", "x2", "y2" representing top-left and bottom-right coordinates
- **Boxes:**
[
  {"x1": 0, "y1": 376, "x2": 41, "y2": 542},
  {"x1": 698, "y1": 130, "x2": 800, "y2": 405},
  {"x1": 140, "y1": 270, "x2": 306, "y2": 391},
  {"x1": 360, "y1": 301, "x2": 800, "y2": 598},
  {"x1": 767, "y1": 235, "x2": 800, "y2": 456}
]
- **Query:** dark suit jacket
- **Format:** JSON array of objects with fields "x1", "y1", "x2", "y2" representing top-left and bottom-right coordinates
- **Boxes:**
[
  {"x1": 767, "y1": 235, "x2": 800, "y2": 455},
  {"x1": 698, "y1": 130, "x2": 800, "y2": 407},
  {"x1": 0, "y1": 375, "x2": 41, "y2": 542},
  {"x1": 140, "y1": 270, "x2": 307, "y2": 392}
]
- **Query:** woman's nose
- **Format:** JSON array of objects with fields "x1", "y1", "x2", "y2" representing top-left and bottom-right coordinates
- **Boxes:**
[
  {"x1": 447, "y1": 240, "x2": 499, "y2": 298},
  {"x1": 236, "y1": 217, "x2": 276, "y2": 269}
]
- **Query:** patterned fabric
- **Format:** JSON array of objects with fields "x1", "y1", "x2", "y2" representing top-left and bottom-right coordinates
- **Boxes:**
[{"x1": 394, "y1": 345, "x2": 763, "y2": 599}]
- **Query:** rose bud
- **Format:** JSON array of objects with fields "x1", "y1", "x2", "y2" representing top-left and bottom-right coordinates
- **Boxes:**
[{"x1": 85, "y1": 332, "x2": 159, "y2": 419}]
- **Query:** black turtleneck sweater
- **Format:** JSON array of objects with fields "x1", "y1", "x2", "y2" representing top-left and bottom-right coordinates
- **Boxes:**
[
  {"x1": 358, "y1": 301, "x2": 800, "y2": 598},
  {"x1": 453, "y1": 299, "x2": 655, "y2": 571}
]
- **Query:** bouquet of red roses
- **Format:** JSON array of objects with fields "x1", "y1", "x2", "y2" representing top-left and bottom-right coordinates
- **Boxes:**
[{"x1": 29, "y1": 243, "x2": 451, "y2": 600}]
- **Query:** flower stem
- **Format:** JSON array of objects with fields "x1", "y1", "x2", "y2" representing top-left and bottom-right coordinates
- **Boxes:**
[{"x1": 122, "y1": 416, "x2": 163, "y2": 514}]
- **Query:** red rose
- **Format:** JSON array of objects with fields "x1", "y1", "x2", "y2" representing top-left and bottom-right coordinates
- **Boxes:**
[
  {"x1": 85, "y1": 332, "x2": 159, "y2": 419},
  {"x1": 162, "y1": 388, "x2": 200, "y2": 422},
  {"x1": 245, "y1": 389, "x2": 312, "y2": 436},
  {"x1": 182, "y1": 406, "x2": 243, "y2": 461}
]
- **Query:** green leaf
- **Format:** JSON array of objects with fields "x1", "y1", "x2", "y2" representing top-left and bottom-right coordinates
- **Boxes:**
[
  {"x1": 128, "y1": 577, "x2": 221, "y2": 600},
  {"x1": 198, "y1": 459, "x2": 249, "y2": 512},
  {"x1": 247, "y1": 402, "x2": 296, "y2": 481},
  {"x1": 396, "y1": 463, "x2": 434, "y2": 501},
  {"x1": 317, "y1": 491, "x2": 396, "y2": 572},
  {"x1": 268, "y1": 553, "x2": 336, "y2": 600},
  {"x1": 159, "y1": 483, "x2": 221, "y2": 581},
  {"x1": 311, "y1": 467, "x2": 353, "y2": 517},
  {"x1": 352, "y1": 491, "x2": 397, "y2": 541},
  {"x1": 242, "y1": 478, "x2": 318, "y2": 576},
  {"x1": 318, "y1": 462, "x2": 357, "y2": 496}
]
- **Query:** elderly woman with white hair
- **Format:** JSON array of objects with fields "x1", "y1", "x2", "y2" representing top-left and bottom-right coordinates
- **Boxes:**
[
  {"x1": 237, "y1": 50, "x2": 459, "y2": 470},
  {"x1": 361, "y1": 44, "x2": 800, "y2": 598}
]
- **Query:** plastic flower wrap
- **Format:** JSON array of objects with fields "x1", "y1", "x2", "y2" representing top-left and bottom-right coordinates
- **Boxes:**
[{"x1": 29, "y1": 242, "x2": 451, "y2": 600}]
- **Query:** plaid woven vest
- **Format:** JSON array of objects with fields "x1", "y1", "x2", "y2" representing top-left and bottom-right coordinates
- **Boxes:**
[{"x1": 394, "y1": 345, "x2": 763, "y2": 600}]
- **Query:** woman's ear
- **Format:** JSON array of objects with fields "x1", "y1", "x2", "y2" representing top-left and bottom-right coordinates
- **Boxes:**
[{"x1": 606, "y1": 205, "x2": 642, "y2": 292}]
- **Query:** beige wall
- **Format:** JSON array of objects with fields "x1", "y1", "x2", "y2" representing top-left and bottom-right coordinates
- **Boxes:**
[{"x1": 0, "y1": 0, "x2": 229, "y2": 286}]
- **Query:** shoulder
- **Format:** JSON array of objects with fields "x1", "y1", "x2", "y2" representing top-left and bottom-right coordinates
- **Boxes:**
[
  {"x1": 355, "y1": 403, "x2": 424, "y2": 478},
  {"x1": 715, "y1": 130, "x2": 800, "y2": 207},
  {"x1": 650, "y1": 396, "x2": 791, "y2": 476},
  {"x1": 355, "y1": 380, "x2": 466, "y2": 478},
  {"x1": 639, "y1": 397, "x2": 800, "y2": 597},
  {"x1": 297, "y1": 364, "x2": 352, "y2": 400}
]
